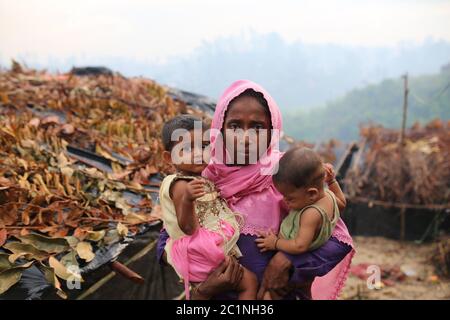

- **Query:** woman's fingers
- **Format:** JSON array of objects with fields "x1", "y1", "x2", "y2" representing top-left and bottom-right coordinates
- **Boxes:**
[
  {"x1": 223, "y1": 256, "x2": 236, "y2": 280},
  {"x1": 214, "y1": 257, "x2": 229, "y2": 275},
  {"x1": 230, "y1": 258, "x2": 242, "y2": 285}
]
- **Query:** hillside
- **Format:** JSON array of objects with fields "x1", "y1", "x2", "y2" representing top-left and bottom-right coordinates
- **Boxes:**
[{"x1": 284, "y1": 64, "x2": 450, "y2": 142}]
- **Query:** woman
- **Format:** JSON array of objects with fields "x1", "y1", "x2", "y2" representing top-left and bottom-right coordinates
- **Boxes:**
[{"x1": 157, "y1": 80, "x2": 354, "y2": 300}]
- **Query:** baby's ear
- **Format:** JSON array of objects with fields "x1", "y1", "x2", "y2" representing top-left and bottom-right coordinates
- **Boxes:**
[{"x1": 307, "y1": 187, "x2": 319, "y2": 199}]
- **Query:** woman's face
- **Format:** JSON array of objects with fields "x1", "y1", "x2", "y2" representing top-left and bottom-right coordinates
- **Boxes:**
[{"x1": 222, "y1": 95, "x2": 272, "y2": 166}]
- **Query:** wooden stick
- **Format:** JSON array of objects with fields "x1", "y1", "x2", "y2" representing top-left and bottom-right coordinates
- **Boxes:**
[{"x1": 109, "y1": 261, "x2": 144, "y2": 284}]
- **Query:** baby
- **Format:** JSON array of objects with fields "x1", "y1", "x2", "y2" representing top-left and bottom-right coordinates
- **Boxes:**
[
  {"x1": 256, "y1": 147, "x2": 347, "y2": 299},
  {"x1": 159, "y1": 114, "x2": 257, "y2": 300}
]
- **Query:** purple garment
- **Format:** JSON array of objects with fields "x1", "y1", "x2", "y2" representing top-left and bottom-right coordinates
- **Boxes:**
[
  {"x1": 156, "y1": 228, "x2": 351, "y2": 299},
  {"x1": 156, "y1": 227, "x2": 169, "y2": 266}
]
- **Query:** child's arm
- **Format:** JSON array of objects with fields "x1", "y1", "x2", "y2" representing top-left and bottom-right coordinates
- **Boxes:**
[
  {"x1": 323, "y1": 163, "x2": 347, "y2": 211},
  {"x1": 255, "y1": 209, "x2": 321, "y2": 255},
  {"x1": 170, "y1": 178, "x2": 206, "y2": 235}
]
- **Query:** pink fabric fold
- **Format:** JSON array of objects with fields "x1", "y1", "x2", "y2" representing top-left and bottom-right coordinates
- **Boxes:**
[
  {"x1": 312, "y1": 218, "x2": 355, "y2": 300},
  {"x1": 170, "y1": 220, "x2": 235, "y2": 300}
]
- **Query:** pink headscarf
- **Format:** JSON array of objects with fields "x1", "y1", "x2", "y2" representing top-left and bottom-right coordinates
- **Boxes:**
[{"x1": 202, "y1": 79, "x2": 283, "y2": 206}]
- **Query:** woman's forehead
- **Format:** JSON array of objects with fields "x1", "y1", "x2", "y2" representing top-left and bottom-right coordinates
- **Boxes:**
[{"x1": 225, "y1": 96, "x2": 271, "y2": 121}]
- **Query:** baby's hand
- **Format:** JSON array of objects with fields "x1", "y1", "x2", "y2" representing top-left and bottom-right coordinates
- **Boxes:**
[
  {"x1": 255, "y1": 231, "x2": 279, "y2": 252},
  {"x1": 323, "y1": 163, "x2": 336, "y2": 184},
  {"x1": 185, "y1": 178, "x2": 206, "y2": 201}
]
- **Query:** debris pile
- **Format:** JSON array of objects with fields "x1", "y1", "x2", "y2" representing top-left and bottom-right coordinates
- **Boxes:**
[
  {"x1": 284, "y1": 137, "x2": 340, "y2": 164},
  {"x1": 344, "y1": 120, "x2": 450, "y2": 206},
  {"x1": 0, "y1": 63, "x2": 206, "y2": 297},
  {"x1": 431, "y1": 236, "x2": 450, "y2": 279}
]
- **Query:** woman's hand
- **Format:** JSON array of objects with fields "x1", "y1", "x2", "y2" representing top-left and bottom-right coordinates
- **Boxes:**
[
  {"x1": 192, "y1": 256, "x2": 244, "y2": 300},
  {"x1": 255, "y1": 231, "x2": 278, "y2": 252},
  {"x1": 257, "y1": 252, "x2": 292, "y2": 300}
]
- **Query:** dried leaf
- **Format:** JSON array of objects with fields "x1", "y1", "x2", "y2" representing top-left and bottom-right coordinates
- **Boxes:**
[
  {"x1": 116, "y1": 222, "x2": 128, "y2": 237},
  {"x1": 28, "y1": 118, "x2": 40, "y2": 127},
  {"x1": 61, "y1": 124, "x2": 74, "y2": 135},
  {"x1": 18, "y1": 233, "x2": 69, "y2": 254},
  {"x1": 103, "y1": 229, "x2": 120, "y2": 245},
  {"x1": 48, "y1": 255, "x2": 83, "y2": 282},
  {"x1": 3, "y1": 242, "x2": 48, "y2": 261},
  {"x1": 85, "y1": 230, "x2": 105, "y2": 242},
  {"x1": 0, "y1": 253, "x2": 13, "y2": 272},
  {"x1": 57, "y1": 152, "x2": 69, "y2": 168},
  {"x1": 0, "y1": 228, "x2": 7, "y2": 247},
  {"x1": 124, "y1": 212, "x2": 149, "y2": 225},
  {"x1": 0, "y1": 268, "x2": 23, "y2": 294},
  {"x1": 76, "y1": 241, "x2": 95, "y2": 262},
  {"x1": 60, "y1": 166, "x2": 74, "y2": 179},
  {"x1": 64, "y1": 236, "x2": 79, "y2": 248},
  {"x1": 41, "y1": 116, "x2": 60, "y2": 126},
  {"x1": 60, "y1": 250, "x2": 79, "y2": 268},
  {"x1": 38, "y1": 262, "x2": 68, "y2": 299},
  {"x1": 0, "y1": 261, "x2": 34, "y2": 294}
]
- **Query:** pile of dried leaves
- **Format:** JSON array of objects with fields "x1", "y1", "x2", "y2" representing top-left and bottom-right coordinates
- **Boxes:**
[
  {"x1": 284, "y1": 136, "x2": 340, "y2": 164},
  {"x1": 344, "y1": 119, "x2": 450, "y2": 206},
  {"x1": 0, "y1": 62, "x2": 204, "y2": 297}
]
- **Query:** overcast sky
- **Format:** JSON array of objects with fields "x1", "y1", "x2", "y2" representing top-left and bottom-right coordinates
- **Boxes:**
[{"x1": 1, "y1": 0, "x2": 450, "y2": 64}]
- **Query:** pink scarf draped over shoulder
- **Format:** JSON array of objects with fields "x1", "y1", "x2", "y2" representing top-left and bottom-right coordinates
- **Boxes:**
[{"x1": 202, "y1": 79, "x2": 354, "y2": 300}]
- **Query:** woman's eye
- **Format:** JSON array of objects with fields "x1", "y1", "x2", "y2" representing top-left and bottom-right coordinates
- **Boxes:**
[
  {"x1": 229, "y1": 123, "x2": 239, "y2": 130},
  {"x1": 202, "y1": 143, "x2": 210, "y2": 149},
  {"x1": 254, "y1": 124, "x2": 264, "y2": 130}
]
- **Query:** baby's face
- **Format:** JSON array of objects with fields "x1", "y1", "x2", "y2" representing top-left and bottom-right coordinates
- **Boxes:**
[
  {"x1": 170, "y1": 129, "x2": 210, "y2": 174},
  {"x1": 274, "y1": 182, "x2": 311, "y2": 210}
]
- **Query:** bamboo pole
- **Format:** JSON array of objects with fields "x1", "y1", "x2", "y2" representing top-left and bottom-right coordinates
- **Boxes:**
[{"x1": 399, "y1": 74, "x2": 409, "y2": 241}]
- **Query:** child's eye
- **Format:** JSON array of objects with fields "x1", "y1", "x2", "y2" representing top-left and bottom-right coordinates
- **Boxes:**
[{"x1": 202, "y1": 143, "x2": 210, "y2": 149}]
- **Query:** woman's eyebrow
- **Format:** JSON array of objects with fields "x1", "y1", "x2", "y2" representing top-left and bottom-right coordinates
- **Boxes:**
[
  {"x1": 225, "y1": 118, "x2": 242, "y2": 123},
  {"x1": 249, "y1": 119, "x2": 267, "y2": 124}
]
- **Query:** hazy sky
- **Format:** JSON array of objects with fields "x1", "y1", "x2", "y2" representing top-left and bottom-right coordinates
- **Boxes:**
[{"x1": 1, "y1": 0, "x2": 450, "y2": 64}]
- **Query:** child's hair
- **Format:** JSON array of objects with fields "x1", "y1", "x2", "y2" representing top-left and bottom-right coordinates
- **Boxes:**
[
  {"x1": 161, "y1": 114, "x2": 208, "y2": 151},
  {"x1": 273, "y1": 147, "x2": 325, "y2": 189}
]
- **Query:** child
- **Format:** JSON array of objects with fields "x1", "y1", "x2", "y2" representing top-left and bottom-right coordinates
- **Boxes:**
[
  {"x1": 256, "y1": 147, "x2": 347, "y2": 299},
  {"x1": 159, "y1": 114, "x2": 258, "y2": 300}
]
